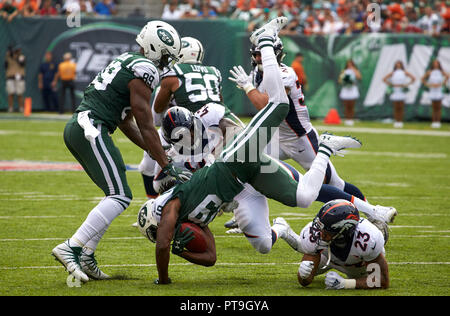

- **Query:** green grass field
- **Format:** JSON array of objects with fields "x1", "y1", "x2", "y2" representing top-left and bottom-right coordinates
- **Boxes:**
[{"x1": 1, "y1": 114, "x2": 449, "y2": 296}]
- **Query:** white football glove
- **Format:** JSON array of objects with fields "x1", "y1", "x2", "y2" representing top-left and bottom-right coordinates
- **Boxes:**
[
  {"x1": 228, "y1": 65, "x2": 255, "y2": 94},
  {"x1": 324, "y1": 271, "x2": 345, "y2": 290},
  {"x1": 298, "y1": 260, "x2": 315, "y2": 280}
]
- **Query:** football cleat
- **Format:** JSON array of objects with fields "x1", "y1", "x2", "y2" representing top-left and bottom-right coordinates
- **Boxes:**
[
  {"x1": 371, "y1": 220, "x2": 390, "y2": 245},
  {"x1": 79, "y1": 249, "x2": 111, "y2": 280},
  {"x1": 249, "y1": 17, "x2": 288, "y2": 46},
  {"x1": 224, "y1": 216, "x2": 239, "y2": 229},
  {"x1": 226, "y1": 227, "x2": 243, "y2": 234},
  {"x1": 52, "y1": 240, "x2": 89, "y2": 283},
  {"x1": 272, "y1": 217, "x2": 301, "y2": 252},
  {"x1": 374, "y1": 205, "x2": 398, "y2": 224},
  {"x1": 318, "y1": 132, "x2": 362, "y2": 157}
]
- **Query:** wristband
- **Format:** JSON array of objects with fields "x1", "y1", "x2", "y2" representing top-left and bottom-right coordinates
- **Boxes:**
[
  {"x1": 243, "y1": 84, "x2": 256, "y2": 94},
  {"x1": 343, "y1": 279, "x2": 356, "y2": 289}
]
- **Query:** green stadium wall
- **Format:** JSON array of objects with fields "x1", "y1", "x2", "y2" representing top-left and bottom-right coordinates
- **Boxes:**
[{"x1": 1, "y1": 17, "x2": 449, "y2": 121}]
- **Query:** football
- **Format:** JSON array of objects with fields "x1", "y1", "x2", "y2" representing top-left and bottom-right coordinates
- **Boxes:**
[{"x1": 180, "y1": 222, "x2": 207, "y2": 253}]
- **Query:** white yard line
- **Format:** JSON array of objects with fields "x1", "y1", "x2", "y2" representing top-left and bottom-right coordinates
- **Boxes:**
[
  {"x1": 1, "y1": 261, "x2": 449, "y2": 271},
  {"x1": 314, "y1": 125, "x2": 450, "y2": 137}
]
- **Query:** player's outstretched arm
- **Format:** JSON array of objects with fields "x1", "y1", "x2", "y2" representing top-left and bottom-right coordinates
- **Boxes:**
[
  {"x1": 356, "y1": 253, "x2": 389, "y2": 289},
  {"x1": 154, "y1": 76, "x2": 179, "y2": 113},
  {"x1": 155, "y1": 198, "x2": 181, "y2": 284},
  {"x1": 128, "y1": 78, "x2": 169, "y2": 168},
  {"x1": 178, "y1": 226, "x2": 217, "y2": 267},
  {"x1": 325, "y1": 253, "x2": 389, "y2": 290},
  {"x1": 297, "y1": 253, "x2": 321, "y2": 287}
]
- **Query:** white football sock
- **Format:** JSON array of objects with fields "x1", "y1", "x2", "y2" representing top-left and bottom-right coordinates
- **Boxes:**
[
  {"x1": 352, "y1": 198, "x2": 378, "y2": 221},
  {"x1": 296, "y1": 152, "x2": 329, "y2": 208},
  {"x1": 70, "y1": 196, "x2": 129, "y2": 247}
]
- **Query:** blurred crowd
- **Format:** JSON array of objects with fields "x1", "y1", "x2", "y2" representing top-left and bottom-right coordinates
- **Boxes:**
[
  {"x1": 2, "y1": 0, "x2": 449, "y2": 35},
  {"x1": 0, "y1": 0, "x2": 118, "y2": 20},
  {"x1": 161, "y1": 0, "x2": 450, "y2": 35}
]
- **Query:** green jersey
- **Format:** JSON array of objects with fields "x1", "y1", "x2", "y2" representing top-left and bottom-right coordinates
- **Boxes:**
[
  {"x1": 169, "y1": 63, "x2": 224, "y2": 113},
  {"x1": 153, "y1": 162, "x2": 244, "y2": 227},
  {"x1": 77, "y1": 52, "x2": 159, "y2": 132}
]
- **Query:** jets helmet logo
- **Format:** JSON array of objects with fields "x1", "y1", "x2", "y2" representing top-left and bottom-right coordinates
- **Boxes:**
[
  {"x1": 157, "y1": 29, "x2": 174, "y2": 46},
  {"x1": 138, "y1": 206, "x2": 147, "y2": 228}
]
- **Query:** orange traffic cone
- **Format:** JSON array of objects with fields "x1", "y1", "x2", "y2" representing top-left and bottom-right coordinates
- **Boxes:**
[
  {"x1": 24, "y1": 97, "x2": 32, "y2": 117},
  {"x1": 324, "y1": 108, "x2": 341, "y2": 125}
]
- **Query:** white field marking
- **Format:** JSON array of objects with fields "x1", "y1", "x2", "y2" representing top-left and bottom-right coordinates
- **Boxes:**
[
  {"x1": 314, "y1": 125, "x2": 450, "y2": 137},
  {"x1": 369, "y1": 196, "x2": 450, "y2": 201},
  {"x1": 389, "y1": 226, "x2": 434, "y2": 229},
  {"x1": 1, "y1": 261, "x2": 450, "y2": 271},
  {"x1": 279, "y1": 212, "x2": 314, "y2": 217},
  {"x1": 418, "y1": 230, "x2": 450, "y2": 233},
  {"x1": 0, "y1": 130, "x2": 60, "y2": 136},
  {"x1": 2, "y1": 234, "x2": 450, "y2": 242},
  {"x1": 390, "y1": 235, "x2": 450, "y2": 238},
  {"x1": 0, "y1": 216, "x2": 77, "y2": 219},
  {"x1": 346, "y1": 151, "x2": 447, "y2": 159},
  {"x1": 357, "y1": 180, "x2": 410, "y2": 187}
]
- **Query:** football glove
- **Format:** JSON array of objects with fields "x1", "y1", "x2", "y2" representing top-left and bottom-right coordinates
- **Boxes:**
[
  {"x1": 228, "y1": 65, "x2": 255, "y2": 94},
  {"x1": 220, "y1": 200, "x2": 239, "y2": 213},
  {"x1": 324, "y1": 271, "x2": 346, "y2": 290},
  {"x1": 298, "y1": 260, "x2": 315, "y2": 280},
  {"x1": 162, "y1": 163, "x2": 192, "y2": 183},
  {"x1": 171, "y1": 224, "x2": 195, "y2": 255}
]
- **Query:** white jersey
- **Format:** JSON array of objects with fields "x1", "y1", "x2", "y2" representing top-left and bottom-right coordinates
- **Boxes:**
[
  {"x1": 150, "y1": 102, "x2": 225, "y2": 193},
  {"x1": 252, "y1": 64, "x2": 312, "y2": 139},
  {"x1": 299, "y1": 218, "x2": 385, "y2": 278}
]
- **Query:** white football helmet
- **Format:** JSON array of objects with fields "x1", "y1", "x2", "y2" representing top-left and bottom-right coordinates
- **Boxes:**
[
  {"x1": 178, "y1": 36, "x2": 205, "y2": 64},
  {"x1": 137, "y1": 199, "x2": 158, "y2": 243},
  {"x1": 136, "y1": 20, "x2": 181, "y2": 69}
]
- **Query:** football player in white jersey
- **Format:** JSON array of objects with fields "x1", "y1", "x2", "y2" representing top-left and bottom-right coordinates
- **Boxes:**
[
  {"x1": 279, "y1": 199, "x2": 389, "y2": 289},
  {"x1": 228, "y1": 41, "x2": 369, "y2": 206}
]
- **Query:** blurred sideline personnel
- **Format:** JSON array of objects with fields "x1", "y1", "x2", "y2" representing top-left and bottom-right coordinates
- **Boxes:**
[
  {"x1": 290, "y1": 52, "x2": 307, "y2": 91},
  {"x1": 143, "y1": 17, "x2": 379, "y2": 284},
  {"x1": 422, "y1": 59, "x2": 449, "y2": 129},
  {"x1": 38, "y1": 51, "x2": 59, "y2": 112},
  {"x1": 228, "y1": 36, "x2": 367, "y2": 221},
  {"x1": 51, "y1": 20, "x2": 186, "y2": 283},
  {"x1": 53, "y1": 52, "x2": 77, "y2": 114},
  {"x1": 138, "y1": 36, "x2": 243, "y2": 199},
  {"x1": 291, "y1": 200, "x2": 389, "y2": 290},
  {"x1": 5, "y1": 46, "x2": 26, "y2": 113}
]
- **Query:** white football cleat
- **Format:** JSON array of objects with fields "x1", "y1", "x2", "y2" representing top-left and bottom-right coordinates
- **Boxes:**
[
  {"x1": 272, "y1": 217, "x2": 301, "y2": 252},
  {"x1": 319, "y1": 132, "x2": 362, "y2": 156},
  {"x1": 250, "y1": 17, "x2": 288, "y2": 46},
  {"x1": 374, "y1": 205, "x2": 398, "y2": 224},
  {"x1": 52, "y1": 240, "x2": 89, "y2": 283},
  {"x1": 131, "y1": 222, "x2": 138, "y2": 227},
  {"x1": 226, "y1": 227, "x2": 243, "y2": 234},
  {"x1": 79, "y1": 249, "x2": 111, "y2": 280}
]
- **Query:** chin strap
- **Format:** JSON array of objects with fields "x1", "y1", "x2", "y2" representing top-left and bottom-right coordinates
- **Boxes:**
[{"x1": 322, "y1": 244, "x2": 332, "y2": 270}]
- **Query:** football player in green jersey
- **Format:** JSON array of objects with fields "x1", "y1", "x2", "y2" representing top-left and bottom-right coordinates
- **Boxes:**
[
  {"x1": 138, "y1": 36, "x2": 244, "y2": 200},
  {"x1": 51, "y1": 21, "x2": 187, "y2": 283},
  {"x1": 148, "y1": 17, "x2": 364, "y2": 284}
]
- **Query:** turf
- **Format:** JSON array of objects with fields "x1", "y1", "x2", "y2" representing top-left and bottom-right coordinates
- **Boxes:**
[{"x1": 0, "y1": 114, "x2": 449, "y2": 296}]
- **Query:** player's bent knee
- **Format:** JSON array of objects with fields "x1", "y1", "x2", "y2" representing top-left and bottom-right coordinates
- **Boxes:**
[{"x1": 249, "y1": 237, "x2": 272, "y2": 254}]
